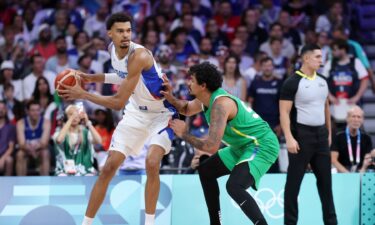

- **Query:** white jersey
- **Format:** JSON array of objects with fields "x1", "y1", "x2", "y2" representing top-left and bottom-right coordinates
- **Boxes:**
[{"x1": 107, "y1": 41, "x2": 176, "y2": 114}]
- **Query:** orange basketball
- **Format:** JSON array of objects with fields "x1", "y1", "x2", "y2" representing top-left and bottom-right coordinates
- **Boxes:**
[{"x1": 54, "y1": 69, "x2": 84, "y2": 92}]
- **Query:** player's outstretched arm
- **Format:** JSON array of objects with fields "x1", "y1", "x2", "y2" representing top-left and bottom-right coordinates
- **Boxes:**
[
  {"x1": 170, "y1": 97, "x2": 231, "y2": 154},
  {"x1": 160, "y1": 76, "x2": 202, "y2": 116},
  {"x1": 59, "y1": 49, "x2": 150, "y2": 110}
]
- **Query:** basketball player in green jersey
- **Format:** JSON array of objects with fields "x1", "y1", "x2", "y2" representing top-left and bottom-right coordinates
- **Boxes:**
[{"x1": 161, "y1": 62, "x2": 279, "y2": 225}]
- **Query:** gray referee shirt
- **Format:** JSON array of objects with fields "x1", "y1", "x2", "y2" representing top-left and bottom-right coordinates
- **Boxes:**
[{"x1": 280, "y1": 70, "x2": 328, "y2": 126}]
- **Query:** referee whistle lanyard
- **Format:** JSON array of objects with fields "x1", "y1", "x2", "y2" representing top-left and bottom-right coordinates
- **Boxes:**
[{"x1": 345, "y1": 127, "x2": 361, "y2": 171}]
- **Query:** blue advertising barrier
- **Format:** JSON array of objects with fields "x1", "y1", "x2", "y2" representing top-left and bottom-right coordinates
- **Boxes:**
[{"x1": 0, "y1": 173, "x2": 371, "y2": 225}]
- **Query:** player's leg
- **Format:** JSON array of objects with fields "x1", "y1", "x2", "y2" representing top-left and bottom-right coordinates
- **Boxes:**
[
  {"x1": 83, "y1": 150, "x2": 125, "y2": 225},
  {"x1": 144, "y1": 145, "x2": 164, "y2": 225},
  {"x1": 226, "y1": 161, "x2": 267, "y2": 225},
  {"x1": 83, "y1": 114, "x2": 148, "y2": 225},
  {"x1": 144, "y1": 128, "x2": 173, "y2": 225},
  {"x1": 198, "y1": 150, "x2": 231, "y2": 225}
]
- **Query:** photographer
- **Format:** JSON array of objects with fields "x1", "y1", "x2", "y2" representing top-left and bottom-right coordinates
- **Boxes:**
[{"x1": 53, "y1": 103, "x2": 101, "y2": 176}]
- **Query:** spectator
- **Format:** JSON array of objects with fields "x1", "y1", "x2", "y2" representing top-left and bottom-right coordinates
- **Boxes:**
[
  {"x1": 167, "y1": 27, "x2": 196, "y2": 65},
  {"x1": 83, "y1": 3, "x2": 108, "y2": 38},
  {"x1": 50, "y1": 9, "x2": 70, "y2": 39},
  {"x1": 170, "y1": 3, "x2": 205, "y2": 37},
  {"x1": 282, "y1": 0, "x2": 313, "y2": 30},
  {"x1": 93, "y1": 109, "x2": 115, "y2": 171},
  {"x1": 269, "y1": 37, "x2": 289, "y2": 79},
  {"x1": 198, "y1": 37, "x2": 219, "y2": 67},
  {"x1": 23, "y1": 54, "x2": 56, "y2": 102},
  {"x1": 45, "y1": 35, "x2": 78, "y2": 74},
  {"x1": 28, "y1": 24, "x2": 57, "y2": 60},
  {"x1": 243, "y1": 51, "x2": 267, "y2": 86},
  {"x1": 114, "y1": 0, "x2": 151, "y2": 33},
  {"x1": 31, "y1": 76, "x2": 54, "y2": 115},
  {"x1": 179, "y1": 13, "x2": 202, "y2": 51},
  {"x1": 331, "y1": 26, "x2": 375, "y2": 93},
  {"x1": 214, "y1": 0, "x2": 241, "y2": 40},
  {"x1": 190, "y1": 0, "x2": 212, "y2": 23},
  {"x1": 229, "y1": 38, "x2": 253, "y2": 73},
  {"x1": 16, "y1": 101, "x2": 51, "y2": 176},
  {"x1": 205, "y1": 18, "x2": 229, "y2": 53},
  {"x1": 152, "y1": 0, "x2": 178, "y2": 22},
  {"x1": 331, "y1": 106, "x2": 373, "y2": 173},
  {"x1": 222, "y1": 55, "x2": 247, "y2": 101},
  {"x1": 259, "y1": 0, "x2": 282, "y2": 29},
  {"x1": 315, "y1": 1, "x2": 349, "y2": 33},
  {"x1": 3, "y1": 83, "x2": 24, "y2": 124},
  {"x1": 322, "y1": 39, "x2": 368, "y2": 126},
  {"x1": 0, "y1": 101, "x2": 16, "y2": 176},
  {"x1": 260, "y1": 22, "x2": 296, "y2": 59},
  {"x1": 0, "y1": 60, "x2": 23, "y2": 101},
  {"x1": 141, "y1": 29, "x2": 159, "y2": 54},
  {"x1": 155, "y1": 44, "x2": 178, "y2": 82},
  {"x1": 317, "y1": 31, "x2": 331, "y2": 67},
  {"x1": 53, "y1": 104, "x2": 101, "y2": 176},
  {"x1": 248, "y1": 57, "x2": 282, "y2": 135},
  {"x1": 67, "y1": 31, "x2": 91, "y2": 58},
  {"x1": 215, "y1": 45, "x2": 230, "y2": 72},
  {"x1": 278, "y1": 10, "x2": 302, "y2": 49},
  {"x1": 0, "y1": 26, "x2": 16, "y2": 61},
  {"x1": 241, "y1": 8, "x2": 268, "y2": 56}
]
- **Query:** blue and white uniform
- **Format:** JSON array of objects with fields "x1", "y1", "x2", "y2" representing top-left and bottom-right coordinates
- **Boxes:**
[{"x1": 105, "y1": 41, "x2": 176, "y2": 156}]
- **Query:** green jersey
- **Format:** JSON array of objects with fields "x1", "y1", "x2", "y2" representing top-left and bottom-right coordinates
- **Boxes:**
[
  {"x1": 203, "y1": 88, "x2": 272, "y2": 148},
  {"x1": 203, "y1": 88, "x2": 279, "y2": 189}
]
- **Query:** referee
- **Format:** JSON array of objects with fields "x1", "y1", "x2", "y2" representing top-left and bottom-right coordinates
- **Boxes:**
[{"x1": 279, "y1": 44, "x2": 337, "y2": 225}]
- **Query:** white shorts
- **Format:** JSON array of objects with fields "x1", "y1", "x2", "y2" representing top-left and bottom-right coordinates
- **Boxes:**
[{"x1": 108, "y1": 110, "x2": 173, "y2": 157}]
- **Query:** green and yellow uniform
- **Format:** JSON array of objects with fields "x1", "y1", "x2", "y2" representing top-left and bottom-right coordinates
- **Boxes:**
[{"x1": 204, "y1": 88, "x2": 279, "y2": 189}]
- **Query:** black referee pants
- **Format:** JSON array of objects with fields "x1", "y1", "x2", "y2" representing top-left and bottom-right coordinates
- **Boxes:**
[{"x1": 284, "y1": 124, "x2": 337, "y2": 225}]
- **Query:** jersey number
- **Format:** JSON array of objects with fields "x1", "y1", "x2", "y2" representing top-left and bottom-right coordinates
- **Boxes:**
[{"x1": 241, "y1": 101, "x2": 260, "y2": 119}]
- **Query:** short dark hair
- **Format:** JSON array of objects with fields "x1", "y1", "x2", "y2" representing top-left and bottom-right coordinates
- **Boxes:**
[
  {"x1": 30, "y1": 53, "x2": 43, "y2": 64},
  {"x1": 260, "y1": 57, "x2": 273, "y2": 65},
  {"x1": 26, "y1": 100, "x2": 40, "y2": 110},
  {"x1": 188, "y1": 62, "x2": 222, "y2": 92},
  {"x1": 331, "y1": 38, "x2": 349, "y2": 52},
  {"x1": 106, "y1": 13, "x2": 133, "y2": 30},
  {"x1": 54, "y1": 35, "x2": 66, "y2": 43},
  {"x1": 300, "y1": 44, "x2": 321, "y2": 57}
]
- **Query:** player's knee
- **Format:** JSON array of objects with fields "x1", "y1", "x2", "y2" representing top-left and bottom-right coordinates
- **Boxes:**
[
  {"x1": 197, "y1": 163, "x2": 218, "y2": 180},
  {"x1": 100, "y1": 162, "x2": 118, "y2": 178},
  {"x1": 146, "y1": 157, "x2": 160, "y2": 175},
  {"x1": 226, "y1": 179, "x2": 239, "y2": 198}
]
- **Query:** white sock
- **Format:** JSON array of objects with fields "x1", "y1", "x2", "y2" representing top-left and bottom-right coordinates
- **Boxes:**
[
  {"x1": 145, "y1": 213, "x2": 155, "y2": 225},
  {"x1": 82, "y1": 216, "x2": 94, "y2": 225}
]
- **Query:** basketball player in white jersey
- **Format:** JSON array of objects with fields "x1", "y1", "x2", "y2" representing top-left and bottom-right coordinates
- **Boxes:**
[{"x1": 58, "y1": 13, "x2": 176, "y2": 225}]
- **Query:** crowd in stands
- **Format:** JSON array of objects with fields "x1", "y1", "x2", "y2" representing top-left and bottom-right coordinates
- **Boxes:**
[{"x1": 0, "y1": 0, "x2": 374, "y2": 176}]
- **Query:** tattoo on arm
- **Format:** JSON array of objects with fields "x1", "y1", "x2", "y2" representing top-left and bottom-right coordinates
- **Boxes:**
[{"x1": 182, "y1": 102, "x2": 227, "y2": 152}]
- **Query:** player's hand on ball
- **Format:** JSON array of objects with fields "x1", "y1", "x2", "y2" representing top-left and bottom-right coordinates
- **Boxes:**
[
  {"x1": 75, "y1": 70, "x2": 92, "y2": 83},
  {"x1": 58, "y1": 80, "x2": 85, "y2": 100},
  {"x1": 169, "y1": 119, "x2": 187, "y2": 138}
]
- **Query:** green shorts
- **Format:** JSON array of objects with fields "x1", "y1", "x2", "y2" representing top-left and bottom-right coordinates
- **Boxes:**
[{"x1": 218, "y1": 132, "x2": 279, "y2": 190}]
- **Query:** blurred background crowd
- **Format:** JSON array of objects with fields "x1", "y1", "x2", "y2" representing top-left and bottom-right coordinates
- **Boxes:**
[{"x1": 1, "y1": 0, "x2": 375, "y2": 176}]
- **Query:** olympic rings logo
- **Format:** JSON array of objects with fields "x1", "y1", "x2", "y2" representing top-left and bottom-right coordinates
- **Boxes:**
[{"x1": 231, "y1": 188, "x2": 284, "y2": 219}]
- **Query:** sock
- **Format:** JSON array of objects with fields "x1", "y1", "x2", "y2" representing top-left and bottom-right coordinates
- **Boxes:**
[
  {"x1": 145, "y1": 213, "x2": 155, "y2": 225},
  {"x1": 82, "y1": 216, "x2": 94, "y2": 225}
]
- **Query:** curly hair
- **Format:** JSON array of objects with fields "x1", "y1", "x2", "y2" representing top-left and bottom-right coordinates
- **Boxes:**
[
  {"x1": 188, "y1": 62, "x2": 223, "y2": 93},
  {"x1": 106, "y1": 13, "x2": 133, "y2": 30}
]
